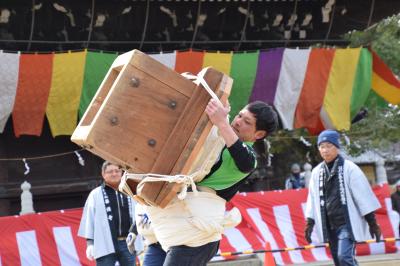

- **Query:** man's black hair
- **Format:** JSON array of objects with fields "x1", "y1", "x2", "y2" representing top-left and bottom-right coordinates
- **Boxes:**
[
  {"x1": 246, "y1": 101, "x2": 279, "y2": 136},
  {"x1": 246, "y1": 101, "x2": 279, "y2": 167}
]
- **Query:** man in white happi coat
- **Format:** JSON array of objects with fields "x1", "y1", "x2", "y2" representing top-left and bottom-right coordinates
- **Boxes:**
[
  {"x1": 79, "y1": 161, "x2": 137, "y2": 266},
  {"x1": 305, "y1": 130, "x2": 381, "y2": 266}
]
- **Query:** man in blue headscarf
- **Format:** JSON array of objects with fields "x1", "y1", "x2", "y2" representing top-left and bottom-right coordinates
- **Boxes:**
[{"x1": 305, "y1": 130, "x2": 381, "y2": 266}]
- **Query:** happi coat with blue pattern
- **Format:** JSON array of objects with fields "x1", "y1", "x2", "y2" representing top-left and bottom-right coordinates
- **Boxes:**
[{"x1": 78, "y1": 186, "x2": 136, "y2": 259}]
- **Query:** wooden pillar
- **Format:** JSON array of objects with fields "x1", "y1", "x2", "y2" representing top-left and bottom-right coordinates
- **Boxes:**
[
  {"x1": 303, "y1": 163, "x2": 312, "y2": 188},
  {"x1": 375, "y1": 158, "x2": 388, "y2": 184}
]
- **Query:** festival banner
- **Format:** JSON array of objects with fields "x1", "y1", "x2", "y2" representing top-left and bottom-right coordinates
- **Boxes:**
[
  {"x1": 0, "y1": 48, "x2": 399, "y2": 137},
  {"x1": 0, "y1": 185, "x2": 397, "y2": 266}
]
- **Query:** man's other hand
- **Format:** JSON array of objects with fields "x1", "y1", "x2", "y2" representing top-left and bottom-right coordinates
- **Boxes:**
[
  {"x1": 126, "y1": 232, "x2": 136, "y2": 255},
  {"x1": 304, "y1": 218, "x2": 315, "y2": 244},
  {"x1": 86, "y1": 244, "x2": 94, "y2": 261}
]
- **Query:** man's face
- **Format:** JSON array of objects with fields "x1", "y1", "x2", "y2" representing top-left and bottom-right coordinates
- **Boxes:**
[
  {"x1": 102, "y1": 164, "x2": 123, "y2": 188},
  {"x1": 318, "y1": 142, "x2": 339, "y2": 163},
  {"x1": 231, "y1": 108, "x2": 266, "y2": 142},
  {"x1": 292, "y1": 168, "x2": 300, "y2": 174}
]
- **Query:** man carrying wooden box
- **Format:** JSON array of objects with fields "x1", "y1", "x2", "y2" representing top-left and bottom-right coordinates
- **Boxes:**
[
  {"x1": 136, "y1": 99, "x2": 278, "y2": 266},
  {"x1": 72, "y1": 50, "x2": 279, "y2": 266}
]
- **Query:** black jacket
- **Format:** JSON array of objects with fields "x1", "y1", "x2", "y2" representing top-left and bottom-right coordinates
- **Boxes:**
[{"x1": 323, "y1": 158, "x2": 346, "y2": 230}]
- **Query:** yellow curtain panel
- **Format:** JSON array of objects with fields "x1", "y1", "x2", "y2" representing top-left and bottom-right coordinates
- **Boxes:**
[
  {"x1": 323, "y1": 48, "x2": 361, "y2": 130},
  {"x1": 46, "y1": 51, "x2": 87, "y2": 136}
]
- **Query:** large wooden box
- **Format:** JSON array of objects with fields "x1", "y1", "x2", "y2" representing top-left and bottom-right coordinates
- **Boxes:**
[{"x1": 71, "y1": 50, "x2": 232, "y2": 206}]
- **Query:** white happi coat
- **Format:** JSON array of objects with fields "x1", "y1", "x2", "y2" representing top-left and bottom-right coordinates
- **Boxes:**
[
  {"x1": 305, "y1": 159, "x2": 381, "y2": 242},
  {"x1": 78, "y1": 186, "x2": 135, "y2": 259}
]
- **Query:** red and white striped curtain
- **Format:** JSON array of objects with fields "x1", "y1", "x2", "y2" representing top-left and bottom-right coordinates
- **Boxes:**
[{"x1": 0, "y1": 184, "x2": 398, "y2": 265}]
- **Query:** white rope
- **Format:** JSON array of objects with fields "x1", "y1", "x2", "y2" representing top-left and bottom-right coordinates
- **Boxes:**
[
  {"x1": 124, "y1": 172, "x2": 199, "y2": 200},
  {"x1": 181, "y1": 67, "x2": 220, "y2": 103}
]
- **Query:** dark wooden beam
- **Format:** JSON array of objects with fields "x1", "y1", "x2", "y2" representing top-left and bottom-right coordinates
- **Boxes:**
[{"x1": 0, "y1": 179, "x2": 102, "y2": 199}]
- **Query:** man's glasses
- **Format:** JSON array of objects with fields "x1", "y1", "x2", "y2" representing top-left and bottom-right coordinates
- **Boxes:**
[{"x1": 104, "y1": 169, "x2": 122, "y2": 174}]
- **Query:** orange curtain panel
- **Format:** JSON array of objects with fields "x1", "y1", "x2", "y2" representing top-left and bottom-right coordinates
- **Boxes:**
[
  {"x1": 294, "y1": 48, "x2": 335, "y2": 134},
  {"x1": 13, "y1": 54, "x2": 54, "y2": 137},
  {"x1": 175, "y1": 50, "x2": 204, "y2": 75}
]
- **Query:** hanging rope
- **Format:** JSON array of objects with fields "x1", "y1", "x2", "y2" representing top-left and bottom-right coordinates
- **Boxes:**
[
  {"x1": 85, "y1": 0, "x2": 96, "y2": 48},
  {"x1": 215, "y1": 237, "x2": 400, "y2": 257},
  {"x1": 0, "y1": 149, "x2": 85, "y2": 161},
  {"x1": 190, "y1": 0, "x2": 203, "y2": 49},
  {"x1": 139, "y1": 0, "x2": 151, "y2": 50}
]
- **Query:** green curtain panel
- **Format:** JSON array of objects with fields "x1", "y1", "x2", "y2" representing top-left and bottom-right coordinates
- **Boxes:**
[
  {"x1": 78, "y1": 52, "x2": 118, "y2": 118},
  {"x1": 350, "y1": 48, "x2": 372, "y2": 119},
  {"x1": 228, "y1": 51, "x2": 259, "y2": 118}
]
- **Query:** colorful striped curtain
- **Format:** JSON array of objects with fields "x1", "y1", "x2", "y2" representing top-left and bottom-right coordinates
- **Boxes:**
[{"x1": 0, "y1": 47, "x2": 398, "y2": 138}]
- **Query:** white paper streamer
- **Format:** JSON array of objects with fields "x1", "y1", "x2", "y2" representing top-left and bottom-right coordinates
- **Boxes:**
[
  {"x1": 266, "y1": 140, "x2": 273, "y2": 167},
  {"x1": 354, "y1": 141, "x2": 362, "y2": 149},
  {"x1": 74, "y1": 151, "x2": 85, "y2": 166},
  {"x1": 22, "y1": 158, "x2": 30, "y2": 175},
  {"x1": 299, "y1": 136, "x2": 312, "y2": 147},
  {"x1": 306, "y1": 151, "x2": 311, "y2": 162},
  {"x1": 343, "y1": 133, "x2": 350, "y2": 146}
]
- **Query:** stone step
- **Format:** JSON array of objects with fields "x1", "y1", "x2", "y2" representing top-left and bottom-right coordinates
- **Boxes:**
[
  {"x1": 208, "y1": 255, "x2": 262, "y2": 266},
  {"x1": 207, "y1": 253, "x2": 400, "y2": 266},
  {"x1": 286, "y1": 253, "x2": 400, "y2": 266}
]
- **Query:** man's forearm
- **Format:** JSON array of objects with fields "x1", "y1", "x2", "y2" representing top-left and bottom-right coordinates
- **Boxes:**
[{"x1": 215, "y1": 122, "x2": 239, "y2": 148}]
